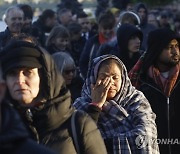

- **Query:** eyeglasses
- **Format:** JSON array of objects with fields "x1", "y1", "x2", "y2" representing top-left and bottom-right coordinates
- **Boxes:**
[
  {"x1": 82, "y1": 22, "x2": 90, "y2": 25},
  {"x1": 63, "y1": 69, "x2": 76, "y2": 75}
]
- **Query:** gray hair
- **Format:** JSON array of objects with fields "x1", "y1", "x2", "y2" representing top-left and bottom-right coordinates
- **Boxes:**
[
  {"x1": 4, "y1": 6, "x2": 24, "y2": 21},
  {"x1": 52, "y1": 52, "x2": 76, "y2": 74}
]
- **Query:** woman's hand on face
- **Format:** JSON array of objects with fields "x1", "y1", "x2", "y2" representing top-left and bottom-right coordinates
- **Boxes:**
[{"x1": 91, "y1": 77, "x2": 112, "y2": 108}]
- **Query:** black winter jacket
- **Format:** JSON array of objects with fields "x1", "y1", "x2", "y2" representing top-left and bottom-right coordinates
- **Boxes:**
[
  {"x1": 0, "y1": 102, "x2": 56, "y2": 154},
  {"x1": 4, "y1": 42, "x2": 107, "y2": 154},
  {"x1": 139, "y1": 74, "x2": 180, "y2": 154},
  {"x1": 79, "y1": 35, "x2": 100, "y2": 79},
  {"x1": 0, "y1": 28, "x2": 13, "y2": 51}
]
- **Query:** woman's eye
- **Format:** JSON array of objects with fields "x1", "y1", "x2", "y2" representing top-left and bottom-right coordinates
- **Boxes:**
[
  {"x1": 23, "y1": 69, "x2": 33, "y2": 76},
  {"x1": 113, "y1": 76, "x2": 119, "y2": 80}
]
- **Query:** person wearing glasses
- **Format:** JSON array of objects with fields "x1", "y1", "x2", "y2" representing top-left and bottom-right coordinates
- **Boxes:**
[{"x1": 52, "y1": 52, "x2": 84, "y2": 103}]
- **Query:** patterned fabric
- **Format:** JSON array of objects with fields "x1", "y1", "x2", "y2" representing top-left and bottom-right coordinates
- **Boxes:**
[
  {"x1": 74, "y1": 54, "x2": 159, "y2": 154},
  {"x1": 148, "y1": 63, "x2": 180, "y2": 97},
  {"x1": 128, "y1": 52, "x2": 146, "y2": 89}
]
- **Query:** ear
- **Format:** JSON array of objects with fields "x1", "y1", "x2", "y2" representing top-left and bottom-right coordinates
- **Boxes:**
[
  {"x1": 4, "y1": 17, "x2": 8, "y2": 25},
  {"x1": 0, "y1": 82, "x2": 6, "y2": 103}
]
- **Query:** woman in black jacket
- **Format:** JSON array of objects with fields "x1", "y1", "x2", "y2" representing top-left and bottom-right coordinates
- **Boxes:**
[
  {"x1": 0, "y1": 40, "x2": 107, "y2": 154},
  {"x1": 0, "y1": 65, "x2": 56, "y2": 154}
]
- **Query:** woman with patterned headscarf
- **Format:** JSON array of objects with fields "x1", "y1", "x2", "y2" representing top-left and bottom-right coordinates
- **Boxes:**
[{"x1": 74, "y1": 54, "x2": 159, "y2": 154}]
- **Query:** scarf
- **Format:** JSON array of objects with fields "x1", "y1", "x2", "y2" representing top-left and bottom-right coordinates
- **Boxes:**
[
  {"x1": 148, "y1": 63, "x2": 180, "y2": 97},
  {"x1": 98, "y1": 32, "x2": 114, "y2": 44},
  {"x1": 128, "y1": 52, "x2": 146, "y2": 89}
]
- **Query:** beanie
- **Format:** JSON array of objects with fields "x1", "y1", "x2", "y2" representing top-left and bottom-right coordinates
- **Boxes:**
[{"x1": 142, "y1": 28, "x2": 180, "y2": 71}]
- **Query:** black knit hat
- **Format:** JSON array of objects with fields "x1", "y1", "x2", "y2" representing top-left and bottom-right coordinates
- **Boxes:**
[
  {"x1": 1, "y1": 41, "x2": 42, "y2": 75},
  {"x1": 147, "y1": 28, "x2": 179, "y2": 57},
  {"x1": 142, "y1": 28, "x2": 180, "y2": 71}
]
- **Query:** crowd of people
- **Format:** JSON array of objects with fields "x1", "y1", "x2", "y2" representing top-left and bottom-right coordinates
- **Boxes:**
[{"x1": 0, "y1": 1, "x2": 180, "y2": 154}]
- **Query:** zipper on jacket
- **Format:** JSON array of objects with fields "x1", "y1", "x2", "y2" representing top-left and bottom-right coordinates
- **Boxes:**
[
  {"x1": 167, "y1": 97, "x2": 171, "y2": 154},
  {"x1": 141, "y1": 81, "x2": 173, "y2": 154},
  {"x1": 26, "y1": 109, "x2": 40, "y2": 143},
  {"x1": 140, "y1": 81, "x2": 165, "y2": 96}
]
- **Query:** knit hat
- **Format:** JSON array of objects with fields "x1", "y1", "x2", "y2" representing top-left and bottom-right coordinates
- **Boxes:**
[
  {"x1": 142, "y1": 28, "x2": 180, "y2": 71},
  {"x1": 1, "y1": 41, "x2": 42, "y2": 75},
  {"x1": 147, "y1": 28, "x2": 179, "y2": 51}
]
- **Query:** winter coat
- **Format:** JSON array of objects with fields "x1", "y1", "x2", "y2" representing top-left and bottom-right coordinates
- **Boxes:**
[
  {"x1": 67, "y1": 75, "x2": 84, "y2": 103},
  {"x1": 70, "y1": 37, "x2": 86, "y2": 67},
  {"x1": 79, "y1": 35, "x2": 101, "y2": 79},
  {"x1": 96, "y1": 39, "x2": 119, "y2": 57},
  {"x1": 32, "y1": 20, "x2": 49, "y2": 47},
  {"x1": 0, "y1": 28, "x2": 13, "y2": 51},
  {"x1": 134, "y1": 3, "x2": 156, "y2": 50},
  {"x1": 128, "y1": 28, "x2": 180, "y2": 154},
  {"x1": 74, "y1": 54, "x2": 159, "y2": 154},
  {"x1": 2, "y1": 41, "x2": 107, "y2": 154},
  {"x1": 0, "y1": 101, "x2": 56, "y2": 154},
  {"x1": 139, "y1": 73, "x2": 180, "y2": 154}
]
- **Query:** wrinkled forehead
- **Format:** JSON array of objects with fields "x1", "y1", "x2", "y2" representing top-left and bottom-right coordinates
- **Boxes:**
[{"x1": 7, "y1": 8, "x2": 24, "y2": 17}]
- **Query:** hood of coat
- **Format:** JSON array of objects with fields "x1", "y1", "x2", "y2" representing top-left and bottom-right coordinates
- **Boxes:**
[
  {"x1": 116, "y1": 24, "x2": 143, "y2": 61},
  {"x1": 1, "y1": 41, "x2": 74, "y2": 132}
]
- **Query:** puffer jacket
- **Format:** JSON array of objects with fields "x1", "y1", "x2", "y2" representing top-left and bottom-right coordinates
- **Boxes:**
[
  {"x1": 2, "y1": 41, "x2": 107, "y2": 154},
  {"x1": 0, "y1": 101, "x2": 56, "y2": 154}
]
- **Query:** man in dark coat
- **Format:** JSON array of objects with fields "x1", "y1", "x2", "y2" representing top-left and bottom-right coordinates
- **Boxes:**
[
  {"x1": 0, "y1": 6, "x2": 24, "y2": 51},
  {"x1": 129, "y1": 28, "x2": 180, "y2": 154},
  {"x1": 33, "y1": 9, "x2": 57, "y2": 47}
]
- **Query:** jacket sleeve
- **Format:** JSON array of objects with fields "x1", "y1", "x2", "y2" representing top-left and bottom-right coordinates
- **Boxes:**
[
  {"x1": 79, "y1": 40, "x2": 91, "y2": 79},
  {"x1": 76, "y1": 111, "x2": 107, "y2": 154},
  {"x1": 87, "y1": 105, "x2": 101, "y2": 123}
]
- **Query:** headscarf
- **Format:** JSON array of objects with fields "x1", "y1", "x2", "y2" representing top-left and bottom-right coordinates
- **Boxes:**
[{"x1": 74, "y1": 54, "x2": 159, "y2": 153}]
